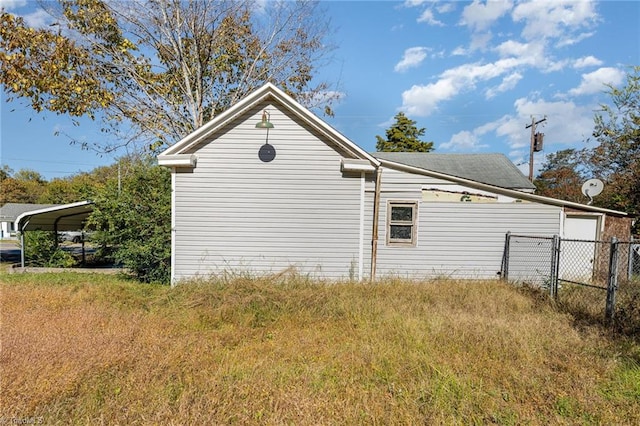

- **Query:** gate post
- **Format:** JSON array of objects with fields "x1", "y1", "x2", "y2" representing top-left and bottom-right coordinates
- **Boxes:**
[
  {"x1": 501, "y1": 232, "x2": 511, "y2": 281},
  {"x1": 550, "y1": 235, "x2": 560, "y2": 299},
  {"x1": 605, "y1": 237, "x2": 619, "y2": 323}
]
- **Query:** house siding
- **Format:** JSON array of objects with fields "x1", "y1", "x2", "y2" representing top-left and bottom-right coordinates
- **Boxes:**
[
  {"x1": 172, "y1": 102, "x2": 366, "y2": 281},
  {"x1": 373, "y1": 167, "x2": 561, "y2": 279}
]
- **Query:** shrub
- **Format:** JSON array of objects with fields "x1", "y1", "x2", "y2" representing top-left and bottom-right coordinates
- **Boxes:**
[
  {"x1": 22, "y1": 230, "x2": 76, "y2": 267},
  {"x1": 88, "y1": 156, "x2": 171, "y2": 284}
]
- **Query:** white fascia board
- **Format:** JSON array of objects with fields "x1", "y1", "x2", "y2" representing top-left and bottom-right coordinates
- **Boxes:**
[
  {"x1": 159, "y1": 83, "x2": 380, "y2": 166},
  {"x1": 157, "y1": 154, "x2": 197, "y2": 168},
  {"x1": 379, "y1": 159, "x2": 627, "y2": 217},
  {"x1": 341, "y1": 159, "x2": 376, "y2": 173}
]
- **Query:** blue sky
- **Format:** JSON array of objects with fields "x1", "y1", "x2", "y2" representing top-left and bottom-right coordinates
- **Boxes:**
[{"x1": 1, "y1": 0, "x2": 639, "y2": 180}]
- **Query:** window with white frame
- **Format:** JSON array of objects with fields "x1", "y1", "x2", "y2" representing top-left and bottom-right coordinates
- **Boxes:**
[{"x1": 387, "y1": 201, "x2": 418, "y2": 246}]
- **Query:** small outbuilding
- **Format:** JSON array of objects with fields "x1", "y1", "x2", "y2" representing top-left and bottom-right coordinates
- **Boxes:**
[{"x1": 158, "y1": 83, "x2": 629, "y2": 284}]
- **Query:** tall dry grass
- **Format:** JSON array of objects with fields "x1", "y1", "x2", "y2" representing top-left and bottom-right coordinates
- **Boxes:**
[{"x1": 1, "y1": 272, "x2": 638, "y2": 424}]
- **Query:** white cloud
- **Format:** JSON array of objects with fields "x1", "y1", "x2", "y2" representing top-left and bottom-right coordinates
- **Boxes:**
[
  {"x1": 485, "y1": 72, "x2": 523, "y2": 98},
  {"x1": 512, "y1": 0, "x2": 598, "y2": 43},
  {"x1": 401, "y1": 79, "x2": 458, "y2": 116},
  {"x1": 0, "y1": 0, "x2": 27, "y2": 10},
  {"x1": 458, "y1": 0, "x2": 513, "y2": 50},
  {"x1": 494, "y1": 40, "x2": 529, "y2": 58},
  {"x1": 461, "y1": 0, "x2": 513, "y2": 31},
  {"x1": 404, "y1": 0, "x2": 428, "y2": 6},
  {"x1": 440, "y1": 131, "x2": 477, "y2": 151},
  {"x1": 555, "y1": 31, "x2": 595, "y2": 48},
  {"x1": 394, "y1": 47, "x2": 429, "y2": 72},
  {"x1": 573, "y1": 55, "x2": 603, "y2": 69},
  {"x1": 498, "y1": 97, "x2": 594, "y2": 151},
  {"x1": 440, "y1": 130, "x2": 490, "y2": 151},
  {"x1": 442, "y1": 97, "x2": 597, "y2": 173},
  {"x1": 451, "y1": 46, "x2": 468, "y2": 56},
  {"x1": 437, "y1": 3, "x2": 456, "y2": 14},
  {"x1": 23, "y1": 9, "x2": 51, "y2": 28},
  {"x1": 417, "y1": 9, "x2": 444, "y2": 26},
  {"x1": 568, "y1": 67, "x2": 625, "y2": 96},
  {"x1": 401, "y1": 54, "x2": 536, "y2": 116}
]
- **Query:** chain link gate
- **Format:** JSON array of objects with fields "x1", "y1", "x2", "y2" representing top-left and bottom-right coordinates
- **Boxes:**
[{"x1": 501, "y1": 232, "x2": 639, "y2": 325}]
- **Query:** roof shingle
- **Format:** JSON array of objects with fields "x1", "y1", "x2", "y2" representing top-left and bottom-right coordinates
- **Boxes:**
[{"x1": 373, "y1": 152, "x2": 535, "y2": 191}]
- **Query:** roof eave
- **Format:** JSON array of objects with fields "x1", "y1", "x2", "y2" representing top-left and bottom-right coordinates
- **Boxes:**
[
  {"x1": 159, "y1": 83, "x2": 379, "y2": 166},
  {"x1": 378, "y1": 159, "x2": 627, "y2": 217}
]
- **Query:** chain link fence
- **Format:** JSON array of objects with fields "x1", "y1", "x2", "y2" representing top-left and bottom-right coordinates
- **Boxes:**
[{"x1": 502, "y1": 233, "x2": 640, "y2": 335}]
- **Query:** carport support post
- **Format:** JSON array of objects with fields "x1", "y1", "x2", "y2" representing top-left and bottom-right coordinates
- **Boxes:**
[
  {"x1": 20, "y1": 231, "x2": 25, "y2": 268},
  {"x1": 605, "y1": 237, "x2": 619, "y2": 323}
]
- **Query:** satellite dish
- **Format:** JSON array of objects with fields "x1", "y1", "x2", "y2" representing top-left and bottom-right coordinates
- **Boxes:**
[{"x1": 581, "y1": 179, "x2": 604, "y2": 205}]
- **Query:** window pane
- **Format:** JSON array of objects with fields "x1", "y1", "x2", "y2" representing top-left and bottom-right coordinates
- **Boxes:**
[
  {"x1": 391, "y1": 206, "x2": 413, "y2": 221},
  {"x1": 390, "y1": 225, "x2": 412, "y2": 240}
]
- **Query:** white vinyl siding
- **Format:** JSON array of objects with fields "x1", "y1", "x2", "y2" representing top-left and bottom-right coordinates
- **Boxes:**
[
  {"x1": 374, "y1": 166, "x2": 561, "y2": 279},
  {"x1": 172, "y1": 103, "x2": 366, "y2": 281}
]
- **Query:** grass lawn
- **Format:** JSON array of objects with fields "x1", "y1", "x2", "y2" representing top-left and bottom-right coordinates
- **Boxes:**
[{"x1": 1, "y1": 272, "x2": 639, "y2": 424}]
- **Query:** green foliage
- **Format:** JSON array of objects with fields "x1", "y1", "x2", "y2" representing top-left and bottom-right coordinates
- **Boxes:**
[
  {"x1": 0, "y1": 10, "x2": 113, "y2": 117},
  {"x1": 586, "y1": 66, "x2": 640, "y2": 223},
  {"x1": 88, "y1": 156, "x2": 171, "y2": 284},
  {"x1": 23, "y1": 230, "x2": 76, "y2": 267},
  {"x1": 534, "y1": 149, "x2": 587, "y2": 202},
  {"x1": 0, "y1": 168, "x2": 47, "y2": 204},
  {"x1": 534, "y1": 67, "x2": 639, "y2": 231},
  {"x1": 376, "y1": 112, "x2": 434, "y2": 152},
  {"x1": 1, "y1": 0, "x2": 337, "y2": 153}
]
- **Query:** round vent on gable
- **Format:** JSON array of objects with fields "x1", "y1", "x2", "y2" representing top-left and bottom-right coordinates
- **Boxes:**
[{"x1": 258, "y1": 143, "x2": 276, "y2": 162}]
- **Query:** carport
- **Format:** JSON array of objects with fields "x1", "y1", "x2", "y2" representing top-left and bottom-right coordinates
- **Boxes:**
[{"x1": 15, "y1": 201, "x2": 94, "y2": 268}]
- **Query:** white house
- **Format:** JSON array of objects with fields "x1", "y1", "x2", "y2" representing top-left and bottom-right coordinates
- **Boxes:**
[
  {"x1": 158, "y1": 83, "x2": 628, "y2": 284},
  {"x1": 0, "y1": 203, "x2": 57, "y2": 239}
]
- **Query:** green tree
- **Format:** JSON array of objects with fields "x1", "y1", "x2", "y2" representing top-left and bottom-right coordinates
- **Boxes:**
[
  {"x1": 1, "y1": 0, "x2": 337, "y2": 153},
  {"x1": 87, "y1": 156, "x2": 171, "y2": 284},
  {"x1": 375, "y1": 112, "x2": 434, "y2": 152},
  {"x1": 534, "y1": 149, "x2": 586, "y2": 203},
  {"x1": 586, "y1": 66, "x2": 640, "y2": 221},
  {"x1": 0, "y1": 168, "x2": 47, "y2": 204},
  {"x1": 533, "y1": 67, "x2": 639, "y2": 232},
  {"x1": 0, "y1": 165, "x2": 13, "y2": 181}
]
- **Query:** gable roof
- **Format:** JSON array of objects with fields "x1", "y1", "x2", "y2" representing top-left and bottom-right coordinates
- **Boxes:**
[
  {"x1": 373, "y1": 152, "x2": 535, "y2": 191},
  {"x1": 158, "y1": 83, "x2": 379, "y2": 166},
  {"x1": 0, "y1": 203, "x2": 58, "y2": 221}
]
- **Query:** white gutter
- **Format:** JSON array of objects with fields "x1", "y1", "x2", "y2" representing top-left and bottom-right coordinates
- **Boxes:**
[
  {"x1": 158, "y1": 154, "x2": 197, "y2": 168},
  {"x1": 342, "y1": 159, "x2": 376, "y2": 173},
  {"x1": 377, "y1": 159, "x2": 627, "y2": 217}
]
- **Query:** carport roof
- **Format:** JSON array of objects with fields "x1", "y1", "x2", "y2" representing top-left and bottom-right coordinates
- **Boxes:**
[{"x1": 16, "y1": 201, "x2": 94, "y2": 232}]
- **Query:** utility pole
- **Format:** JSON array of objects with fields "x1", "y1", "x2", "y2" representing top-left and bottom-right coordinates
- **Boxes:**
[{"x1": 526, "y1": 116, "x2": 546, "y2": 181}]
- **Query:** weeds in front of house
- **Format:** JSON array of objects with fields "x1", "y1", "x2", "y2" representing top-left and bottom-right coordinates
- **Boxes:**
[{"x1": 1, "y1": 273, "x2": 638, "y2": 424}]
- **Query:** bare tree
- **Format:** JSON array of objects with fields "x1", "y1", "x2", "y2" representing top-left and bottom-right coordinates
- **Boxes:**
[{"x1": 1, "y1": 0, "x2": 337, "y2": 152}]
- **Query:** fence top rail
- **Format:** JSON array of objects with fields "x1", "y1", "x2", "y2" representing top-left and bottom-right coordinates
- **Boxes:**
[
  {"x1": 508, "y1": 234, "x2": 636, "y2": 245},
  {"x1": 508, "y1": 234, "x2": 554, "y2": 241}
]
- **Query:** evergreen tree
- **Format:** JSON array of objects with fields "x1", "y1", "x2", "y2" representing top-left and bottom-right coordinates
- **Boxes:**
[{"x1": 375, "y1": 112, "x2": 434, "y2": 152}]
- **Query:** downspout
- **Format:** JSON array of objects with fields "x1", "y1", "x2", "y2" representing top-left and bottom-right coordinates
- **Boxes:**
[
  {"x1": 170, "y1": 168, "x2": 177, "y2": 286},
  {"x1": 358, "y1": 171, "x2": 365, "y2": 281},
  {"x1": 370, "y1": 167, "x2": 382, "y2": 282}
]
